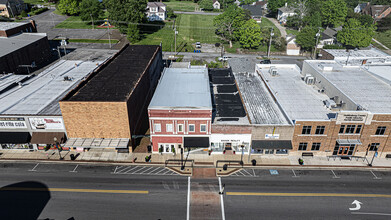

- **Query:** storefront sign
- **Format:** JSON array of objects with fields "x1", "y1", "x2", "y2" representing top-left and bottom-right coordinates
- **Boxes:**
[
  {"x1": 336, "y1": 112, "x2": 372, "y2": 124},
  {"x1": 265, "y1": 134, "x2": 280, "y2": 139},
  {"x1": 210, "y1": 134, "x2": 252, "y2": 143},
  {"x1": 0, "y1": 118, "x2": 27, "y2": 129},
  {"x1": 29, "y1": 117, "x2": 65, "y2": 130}
]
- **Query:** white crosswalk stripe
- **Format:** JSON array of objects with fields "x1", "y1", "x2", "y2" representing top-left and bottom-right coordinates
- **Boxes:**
[{"x1": 112, "y1": 165, "x2": 179, "y2": 176}]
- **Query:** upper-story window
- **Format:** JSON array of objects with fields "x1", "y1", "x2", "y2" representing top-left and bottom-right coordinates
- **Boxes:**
[
  {"x1": 189, "y1": 124, "x2": 195, "y2": 132},
  {"x1": 355, "y1": 125, "x2": 362, "y2": 134},
  {"x1": 298, "y1": 142, "x2": 307, "y2": 151},
  {"x1": 302, "y1": 126, "x2": 311, "y2": 135},
  {"x1": 339, "y1": 125, "x2": 345, "y2": 134},
  {"x1": 369, "y1": 143, "x2": 380, "y2": 151},
  {"x1": 200, "y1": 124, "x2": 207, "y2": 132},
  {"x1": 166, "y1": 124, "x2": 173, "y2": 132},
  {"x1": 154, "y1": 124, "x2": 161, "y2": 132},
  {"x1": 315, "y1": 126, "x2": 325, "y2": 135},
  {"x1": 150, "y1": 7, "x2": 157, "y2": 12},
  {"x1": 375, "y1": 126, "x2": 386, "y2": 135},
  {"x1": 345, "y1": 125, "x2": 356, "y2": 134},
  {"x1": 178, "y1": 124, "x2": 183, "y2": 132}
]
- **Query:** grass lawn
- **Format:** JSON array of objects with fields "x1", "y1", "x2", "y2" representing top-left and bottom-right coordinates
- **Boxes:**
[
  {"x1": 55, "y1": 16, "x2": 94, "y2": 29},
  {"x1": 224, "y1": 41, "x2": 280, "y2": 54},
  {"x1": 286, "y1": 28, "x2": 299, "y2": 36},
  {"x1": 177, "y1": 14, "x2": 218, "y2": 44},
  {"x1": 165, "y1": 0, "x2": 198, "y2": 12},
  {"x1": 68, "y1": 39, "x2": 119, "y2": 44},
  {"x1": 374, "y1": 30, "x2": 391, "y2": 49},
  {"x1": 136, "y1": 22, "x2": 176, "y2": 52},
  {"x1": 259, "y1": 18, "x2": 281, "y2": 37}
]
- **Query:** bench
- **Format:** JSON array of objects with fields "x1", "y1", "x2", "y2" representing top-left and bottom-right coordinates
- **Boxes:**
[
  {"x1": 302, "y1": 152, "x2": 314, "y2": 157},
  {"x1": 386, "y1": 154, "x2": 391, "y2": 159}
]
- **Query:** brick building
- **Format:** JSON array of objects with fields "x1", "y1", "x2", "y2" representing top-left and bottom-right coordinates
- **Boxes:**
[
  {"x1": 60, "y1": 45, "x2": 163, "y2": 151},
  {"x1": 148, "y1": 67, "x2": 212, "y2": 153}
]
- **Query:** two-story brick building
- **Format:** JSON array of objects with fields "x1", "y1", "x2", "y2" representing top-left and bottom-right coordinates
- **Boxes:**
[{"x1": 148, "y1": 67, "x2": 212, "y2": 153}]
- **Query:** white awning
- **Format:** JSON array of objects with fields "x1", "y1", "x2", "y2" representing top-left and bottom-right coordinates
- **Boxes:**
[
  {"x1": 64, "y1": 138, "x2": 129, "y2": 149},
  {"x1": 337, "y1": 139, "x2": 362, "y2": 145}
]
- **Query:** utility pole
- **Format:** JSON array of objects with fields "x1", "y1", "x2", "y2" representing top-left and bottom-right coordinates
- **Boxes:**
[
  {"x1": 8, "y1": 2, "x2": 15, "y2": 18},
  {"x1": 267, "y1": 28, "x2": 274, "y2": 58},
  {"x1": 107, "y1": 21, "x2": 111, "y2": 49},
  {"x1": 90, "y1": 14, "x2": 94, "y2": 30},
  {"x1": 313, "y1": 28, "x2": 321, "y2": 59},
  {"x1": 174, "y1": 26, "x2": 177, "y2": 54}
]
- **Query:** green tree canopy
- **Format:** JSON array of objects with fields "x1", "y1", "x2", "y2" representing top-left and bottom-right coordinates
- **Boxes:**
[
  {"x1": 321, "y1": 0, "x2": 347, "y2": 27},
  {"x1": 303, "y1": 11, "x2": 322, "y2": 28},
  {"x1": 57, "y1": 0, "x2": 81, "y2": 15},
  {"x1": 358, "y1": 14, "x2": 374, "y2": 27},
  {"x1": 104, "y1": 0, "x2": 147, "y2": 33},
  {"x1": 79, "y1": 0, "x2": 103, "y2": 21},
  {"x1": 337, "y1": 18, "x2": 375, "y2": 48},
  {"x1": 239, "y1": 19, "x2": 262, "y2": 49},
  {"x1": 296, "y1": 26, "x2": 318, "y2": 51},
  {"x1": 239, "y1": 0, "x2": 256, "y2": 5},
  {"x1": 267, "y1": 0, "x2": 287, "y2": 13},
  {"x1": 377, "y1": 16, "x2": 391, "y2": 32},
  {"x1": 214, "y1": 5, "x2": 249, "y2": 47},
  {"x1": 199, "y1": 0, "x2": 213, "y2": 10}
]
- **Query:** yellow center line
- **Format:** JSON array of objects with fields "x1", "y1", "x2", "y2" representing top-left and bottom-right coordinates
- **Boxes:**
[
  {"x1": 0, "y1": 187, "x2": 149, "y2": 194},
  {"x1": 226, "y1": 192, "x2": 391, "y2": 198}
]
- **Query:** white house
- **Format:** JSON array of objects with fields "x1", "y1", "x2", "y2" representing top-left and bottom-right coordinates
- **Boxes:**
[
  {"x1": 213, "y1": 0, "x2": 220, "y2": 9},
  {"x1": 277, "y1": 3, "x2": 296, "y2": 24},
  {"x1": 317, "y1": 26, "x2": 342, "y2": 48},
  {"x1": 146, "y1": 2, "x2": 166, "y2": 21},
  {"x1": 354, "y1": 2, "x2": 369, "y2": 13},
  {"x1": 286, "y1": 34, "x2": 300, "y2": 55}
]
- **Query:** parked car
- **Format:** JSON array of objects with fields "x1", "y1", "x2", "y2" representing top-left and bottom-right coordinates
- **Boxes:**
[
  {"x1": 218, "y1": 56, "x2": 229, "y2": 61},
  {"x1": 260, "y1": 59, "x2": 271, "y2": 64},
  {"x1": 196, "y1": 42, "x2": 201, "y2": 48}
]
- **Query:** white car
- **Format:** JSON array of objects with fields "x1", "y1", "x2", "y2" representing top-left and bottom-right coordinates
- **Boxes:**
[
  {"x1": 196, "y1": 42, "x2": 201, "y2": 48},
  {"x1": 218, "y1": 56, "x2": 229, "y2": 61}
]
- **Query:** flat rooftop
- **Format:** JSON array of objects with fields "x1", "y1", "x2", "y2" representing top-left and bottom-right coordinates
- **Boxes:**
[
  {"x1": 366, "y1": 65, "x2": 391, "y2": 85},
  {"x1": 0, "y1": 21, "x2": 29, "y2": 31},
  {"x1": 306, "y1": 61, "x2": 391, "y2": 113},
  {"x1": 66, "y1": 45, "x2": 160, "y2": 102},
  {"x1": 0, "y1": 59, "x2": 106, "y2": 115},
  {"x1": 256, "y1": 64, "x2": 332, "y2": 120},
  {"x1": 0, "y1": 33, "x2": 47, "y2": 58},
  {"x1": 324, "y1": 48, "x2": 391, "y2": 59},
  {"x1": 149, "y1": 67, "x2": 212, "y2": 109},
  {"x1": 234, "y1": 72, "x2": 290, "y2": 125}
]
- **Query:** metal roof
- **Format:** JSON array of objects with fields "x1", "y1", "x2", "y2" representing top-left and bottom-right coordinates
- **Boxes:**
[
  {"x1": 256, "y1": 64, "x2": 332, "y2": 120},
  {"x1": 0, "y1": 60, "x2": 106, "y2": 115},
  {"x1": 0, "y1": 21, "x2": 30, "y2": 31},
  {"x1": 149, "y1": 67, "x2": 212, "y2": 109},
  {"x1": 0, "y1": 33, "x2": 47, "y2": 58}
]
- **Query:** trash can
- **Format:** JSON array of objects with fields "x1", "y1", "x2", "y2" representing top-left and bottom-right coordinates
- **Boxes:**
[
  {"x1": 70, "y1": 154, "x2": 75, "y2": 161},
  {"x1": 251, "y1": 159, "x2": 256, "y2": 166},
  {"x1": 147, "y1": 145, "x2": 152, "y2": 153},
  {"x1": 223, "y1": 164, "x2": 228, "y2": 171}
]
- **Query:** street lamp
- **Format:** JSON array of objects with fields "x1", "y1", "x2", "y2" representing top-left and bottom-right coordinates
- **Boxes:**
[
  {"x1": 90, "y1": 14, "x2": 94, "y2": 30},
  {"x1": 240, "y1": 144, "x2": 244, "y2": 166},
  {"x1": 267, "y1": 28, "x2": 274, "y2": 58},
  {"x1": 369, "y1": 145, "x2": 378, "y2": 167},
  {"x1": 313, "y1": 29, "x2": 321, "y2": 59},
  {"x1": 53, "y1": 137, "x2": 63, "y2": 160}
]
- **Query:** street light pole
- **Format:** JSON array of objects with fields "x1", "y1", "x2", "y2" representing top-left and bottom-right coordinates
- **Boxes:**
[
  {"x1": 369, "y1": 146, "x2": 378, "y2": 167},
  {"x1": 90, "y1": 14, "x2": 94, "y2": 30},
  {"x1": 240, "y1": 145, "x2": 244, "y2": 166},
  {"x1": 53, "y1": 137, "x2": 63, "y2": 160},
  {"x1": 313, "y1": 29, "x2": 321, "y2": 59},
  {"x1": 267, "y1": 28, "x2": 274, "y2": 58},
  {"x1": 107, "y1": 19, "x2": 111, "y2": 49},
  {"x1": 174, "y1": 26, "x2": 177, "y2": 54}
]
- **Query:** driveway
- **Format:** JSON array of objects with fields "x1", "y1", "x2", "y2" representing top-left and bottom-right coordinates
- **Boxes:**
[{"x1": 265, "y1": 17, "x2": 287, "y2": 38}]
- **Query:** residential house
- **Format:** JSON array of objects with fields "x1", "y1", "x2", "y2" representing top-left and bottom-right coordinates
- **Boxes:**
[
  {"x1": 277, "y1": 3, "x2": 296, "y2": 24},
  {"x1": 255, "y1": 0, "x2": 267, "y2": 11},
  {"x1": 241, "y1": 5, "x2": 263, "y2": 23},
  {"x1": 354, "y1": 2, "x2": 369, "y2": 13},
  {"x1": 317, "y1": 27, "x2": 341, "y2": 49},
  {"x1": 363, "y1": 3, "x2": 391, "y2": 20},
  {"x1": 286, "y1": 34, "x2": 300, "y2": 55},
  {"x1": 146, "y1": 2, "x2": 166, "y2": 21},
  {"x1": 213, "y1": 0, "x2": 220, "y2": 9},
  {"x1": 0, "y1": 0, "x2": 25, "y2": 18}
]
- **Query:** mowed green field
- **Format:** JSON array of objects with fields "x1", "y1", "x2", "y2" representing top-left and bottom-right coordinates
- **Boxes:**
[
  {"x1": 164, "y1": 0, "x2": 198, "y2": 12},
  {"x1": 374, "y1": 30, "x2": 391, "y2": 49},
  {"x1": 177, "y1": 14, "x2": 217, "y2": 44}
]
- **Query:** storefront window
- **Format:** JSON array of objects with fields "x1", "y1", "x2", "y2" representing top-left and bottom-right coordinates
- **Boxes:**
[
  {"x1": 265, "y1": 149, "x2": 274, "y2": 154},
  {"x1": 276, "y1": 149, "x2": 288, "y2": 154}
]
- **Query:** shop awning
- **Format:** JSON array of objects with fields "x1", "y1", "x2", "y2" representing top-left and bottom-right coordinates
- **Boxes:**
[
  {"x1": 0, "y1": 132, "x2": 31, "y2": 144},
  {"x1": 251, "y1": 140, "x2": 293, "y2": 149},
  {"x1": 184, "y1": 137, "x2": 209, "y2": 148},
  {"x1": 337, "y1": 139, "x2": 362, "y2": 145},
  {"x1": 64, "y1": 138, "x2": 129, "y2": 149},
  {"x1": 30, "y1": 132, "x2": 67, "y2": 144}
]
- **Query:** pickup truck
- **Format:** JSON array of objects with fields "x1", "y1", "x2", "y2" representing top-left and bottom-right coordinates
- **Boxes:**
[{"x1": 218, "y1": 56, "x2": 229, "y2": 61}]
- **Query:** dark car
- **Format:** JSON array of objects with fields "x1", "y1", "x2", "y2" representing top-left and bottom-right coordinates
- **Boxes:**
[{"x1": 260, "y1": 59, "x2": 271, "y2": 64}]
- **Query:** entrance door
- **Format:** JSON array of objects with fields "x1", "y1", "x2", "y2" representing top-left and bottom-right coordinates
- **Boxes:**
[{"x1": 333, "y1": 144, "x2": 355, "y2": 156}]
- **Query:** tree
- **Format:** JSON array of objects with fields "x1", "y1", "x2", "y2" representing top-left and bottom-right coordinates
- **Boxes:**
[
  {"x1": 377, "y1": 16, "x2": 391, "y2": 32},
  {"x1": 79, "y1": 0, "x2": 102, "y2": 22},
  {"x1": 199, "y1": 0, "x2": 213, "y2": 10},
  {"x1": 358, "y1": 14, "x2": 374, "y2": 27},
  {"x1": 321, "y1": 0, "x2": 347, "y2": 27},
  {"x1": 127, "y1": 23, "x2": 141, "y2": 43},
  {"x1": 166, "y1": 7, "x2": 175, "y2": 19},
  {"x1": 267, "y1": 0, "x2": 286, "y2": 13},
  {"x1": 214, "y1": 5, "x2": 249, "y2": 48},
  {"x1": 103, "y1": 0, "x2": 147, "y2": 33},
  {"x1": 57, "y1": 0, "x2": 81, "y2": 15},
  {"x1": 221, "y1": 0, "x2": 235, "y2": 9},
  {"x1": 296, "y1": 26, "x2": 317, "y2": 51},
  {"x1": 337, "y1": 18, "x2": 375, "y2": 48},
  {"x1": 303, "y1": 11, "x2": 322, "y2": 28},
  {"x1": 286, "y1": 14, "x2": 302, "y2": 29},
  {"x1": 239, "y1": 0, "x2": 256, "y2": 5},
  {"x1": 238, "y1": 19, "x2": 262, "y2": 49}
]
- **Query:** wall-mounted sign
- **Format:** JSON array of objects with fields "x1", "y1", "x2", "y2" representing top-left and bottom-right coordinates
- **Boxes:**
[
  {"x1": 0, "y1": 117, "x2": 27, "y2": 129},
  {"x1": 265, "y1": 134, "x2": 280, "y2": 139},
  {"x1": 336, "y1": 112, "x2": 372, "y2": 124},
  {"x1": 29, "y1": 117, "x2": 65, "y2": 130}
]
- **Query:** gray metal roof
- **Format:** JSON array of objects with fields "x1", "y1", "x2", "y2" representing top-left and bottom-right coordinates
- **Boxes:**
[
  {"x1": 0, "y1": 60, "x2": 106, "y2": 115},
  {"x1": 0, "y1": 21, "x2": 29, "y2": 31},
  {"x1": 149, "y1": 67, "x2": 212, "y2": 109},
  {"x1": 0, "y1": 33, "x2": 47, "y2": 58}
]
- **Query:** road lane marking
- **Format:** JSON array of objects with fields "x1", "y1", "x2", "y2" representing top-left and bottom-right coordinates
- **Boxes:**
[
  {"x1": 131, "y1": 166, "x2": 148, "y2": 174},
  {"x1": 351, "y1": 212, "x2": 391, "y2": 216},
  {"x1": 242, "y1": 169, "x2": 253, "y2": 176},
  {"x1": 113, "y1": 166, "x2": 120, "y2": 173},
  {"x1": 69, "y1": 165, "x2": 79, "y2": 173},
  {"x1": 28, "y1": 163, "x2": 39, "y2": 172},
  {"x1": 218, "y1": 177, "x2": 226, "y2": 220},
  {"x1": 186, "y1": 176, "x2": 190, "y2": 220},
  {"x1": 252, "y1": 169, "x2": 256, "y2": 176},
  {"x1": 0, "y1": 187, "x2": 148, "y2": 194},
  {"x1": 117, "y1": 165, "x2": 138, "y2": 173},
  {"x1": 148, "y1": 167, "x2": 160, "y2": 174},
  {"x1": 370, "y1": 170, "x2": 382, "y2": 180},
  {"x1": 139, "y1": 167, "x2": 154, "y2": 174},
  {"x1": 226, "y1": 192, "x2": 391, "y2": 198},
  {"x1": 331, "y1": 170, "x2": 340, "y2": 179},
  {"x1": 292, "y1": 169, "x2": 299, "y2": 178}
]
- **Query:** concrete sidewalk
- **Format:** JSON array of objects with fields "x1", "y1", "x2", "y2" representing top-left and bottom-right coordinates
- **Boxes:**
[{"x1": 1, "y1": 149, "x2": 391, "y2": 168}]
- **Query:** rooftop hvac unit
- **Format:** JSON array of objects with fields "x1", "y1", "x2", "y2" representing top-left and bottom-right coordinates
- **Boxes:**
[
  {"x1": 325, "y1": 99, "x2": 337, "y2": 109},
  {"x1": 320, "y1": 64, "x2": 333, "y2": 71},
  {"x1": 305, "y1": 76, "x2": 315, "y2": 85},
  {"x1": 269, "y1": 67, "x2": 278, "y2": 76},
  {"x1": 304, "y1": 74, "x2": 311, "y2": 82}
]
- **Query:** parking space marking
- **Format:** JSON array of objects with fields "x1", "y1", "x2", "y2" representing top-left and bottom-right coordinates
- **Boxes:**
[
  {"x1": 331, "y1": 170, "x2": 340, "y2": 179},
  {"x1": 112, "y1": 166, "x2": 179, "y2": 176},
  {"x1": 28, "y1": 163, "x2": 39, "y2": 172},
  {"x1": 292, "y1": 169, "x2": 299, "y2": 178},
  {"x1": 69, "y1": 165, "x2": 79, "y2": 173},
  {"x1": 116, "y1": 165, "x2": 138, "y2": 174},
  {"x1": 154, "y1": 167, "x2": 166, "y2": 175},
  {"x1": 138, "y1": 167, "x2": 154, "y2": 174},
  {"x1": 242, "y1": 169, "x2": 254, "y2": 176},
  {"x1": 147, "y1": 167, "x2": 161, "y2": 174},
  {"x1": 370, "y1": 170, "x2": 382, "y2": 180},
  {"x1": 113, "y1": 166, "x2": 119, "y2": 173}
]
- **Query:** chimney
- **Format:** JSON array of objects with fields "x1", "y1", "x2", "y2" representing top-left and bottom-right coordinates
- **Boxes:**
[{"x1": 29, "y1": 19, "x2": 37, "y2": 32}]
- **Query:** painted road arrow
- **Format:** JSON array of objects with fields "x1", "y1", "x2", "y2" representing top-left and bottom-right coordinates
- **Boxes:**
[{"x1": 349, "y1": 200, "x2": 362, "y2": 211}]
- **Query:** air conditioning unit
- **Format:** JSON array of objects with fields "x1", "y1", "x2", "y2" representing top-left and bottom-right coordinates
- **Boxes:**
[
  {"x1": 269, "y1": 67, "x2": 278, "y2": 76},
  {"x1": 325, "y1": 99, "x2": 337, "y2": 108},
  {"x1": 304, "y1": 74, "x2": 312, "y2": 82},
  {"x1": 305, "y1": 76, "x2": 315, "y2": 85}
]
